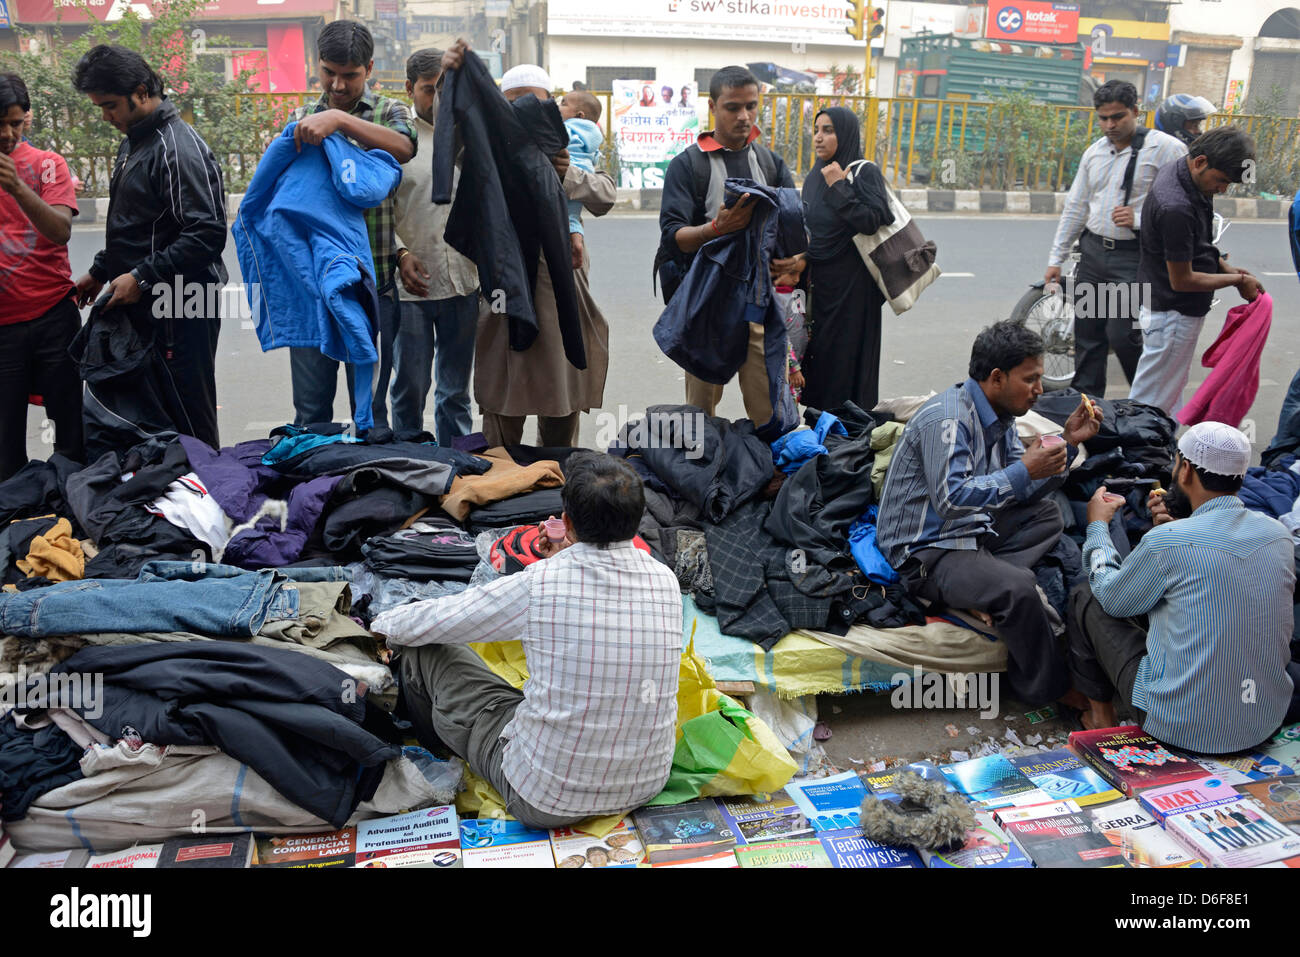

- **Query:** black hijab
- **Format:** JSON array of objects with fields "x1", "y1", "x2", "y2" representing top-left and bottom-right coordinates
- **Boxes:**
[{"x1": 803, "y1": 106, "x2": 865, "y2": 260}]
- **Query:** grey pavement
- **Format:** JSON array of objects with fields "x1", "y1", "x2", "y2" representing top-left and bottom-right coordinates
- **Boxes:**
[{"x1": 40, "y1": 212, "x2": 1300, "y2": 766}]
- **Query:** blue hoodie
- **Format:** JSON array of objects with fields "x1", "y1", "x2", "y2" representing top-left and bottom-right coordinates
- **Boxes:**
[
  {"x1": 233, "y1": 124, "x2": 402, "y2": 431},
  {"x1": 564, "y1": 117, "x2": 602, "y2": 235}
]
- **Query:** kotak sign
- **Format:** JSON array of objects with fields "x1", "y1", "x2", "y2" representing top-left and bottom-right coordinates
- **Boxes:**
[{"x1": 985, "y1": 0, "x2": 1079, "y2": 44}]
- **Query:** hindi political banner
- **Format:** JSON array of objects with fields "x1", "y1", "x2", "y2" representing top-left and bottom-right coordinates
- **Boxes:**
[{"x1": 612, "y1": 78, "x2": 702, "y2": 191}]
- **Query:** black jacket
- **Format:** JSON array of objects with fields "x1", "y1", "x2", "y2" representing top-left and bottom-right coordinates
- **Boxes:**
[
  {"x1": 89, "y1": 99, "x2": 228, "y2": 290},
  {"x1": 41, "y1": 642, "x2": 401, "y2": 827},
  {"x1": 432, "y1": 50, "x2": 585, "y2": 368}
]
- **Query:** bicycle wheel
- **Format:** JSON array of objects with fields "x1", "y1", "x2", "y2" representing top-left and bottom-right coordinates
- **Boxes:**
[{"x1": 1010, "y1": 286, "x2": 1075, "y2": 390}]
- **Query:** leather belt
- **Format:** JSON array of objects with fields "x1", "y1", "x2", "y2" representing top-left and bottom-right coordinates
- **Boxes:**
[{"x1": 1082, "y1": 228, "x2": 1140, "y2": 251}]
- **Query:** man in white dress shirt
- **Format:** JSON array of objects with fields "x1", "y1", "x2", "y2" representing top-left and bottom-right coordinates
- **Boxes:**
[{"x1": 1045, "y1": 80, "x2": 1187, "y2": 397}]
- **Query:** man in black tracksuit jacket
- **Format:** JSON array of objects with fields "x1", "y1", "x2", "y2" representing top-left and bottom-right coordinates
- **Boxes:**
[{"x1": 72, "y1": 45, "x2": 228, "y2": 449}]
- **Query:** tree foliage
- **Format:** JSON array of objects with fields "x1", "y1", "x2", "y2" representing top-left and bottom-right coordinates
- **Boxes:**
[{"x1": 0, "y1": 0, "x2": 298, "y2": 194}]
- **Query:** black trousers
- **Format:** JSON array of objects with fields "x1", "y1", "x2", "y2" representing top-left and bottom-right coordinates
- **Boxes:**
[
  {"x1": 1065, "y1": 580, "x2": 1147, "y2": 721},
  {"x1": 159, "y1": 313, "x2": 221, "y2": 450},
  {"x1": 1071, "y1": 233, "x2": 1144, "y2": 396},
  {"x1": 0, "y1": 296, "x2": 85, "y2": 480},
  {"x1": 901, "y1": 499, "x2": 1070, "y2": 708}
]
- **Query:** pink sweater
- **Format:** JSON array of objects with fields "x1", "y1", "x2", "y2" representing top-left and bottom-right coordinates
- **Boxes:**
[{"x1": 1178, "y1": 292, "x2": 1273, "y2": 428}]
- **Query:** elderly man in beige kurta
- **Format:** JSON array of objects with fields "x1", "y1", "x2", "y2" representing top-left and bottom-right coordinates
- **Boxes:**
[{"x1": 475, "y1": 64, "x2": 615, "y2": 449}]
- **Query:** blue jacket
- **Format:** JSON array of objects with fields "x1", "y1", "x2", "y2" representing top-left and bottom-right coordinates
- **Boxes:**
[
  {"x1": 233, "y1": 124, "x2": 402, "y2": 431},
  {"x1": 565, "y1": 118, "x2": 602, "y2": 235},
  {"x1": 653, "y1": 177, "x2": 805, "y2": 440}
]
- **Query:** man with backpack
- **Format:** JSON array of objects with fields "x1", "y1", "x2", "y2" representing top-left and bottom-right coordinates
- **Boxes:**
[
  {"x1": 1045, "y1": 80, "x2": 1186, "y2": 397},
  {"x1": 656, "y1": 65, "x2": 794, "y2": 420}
]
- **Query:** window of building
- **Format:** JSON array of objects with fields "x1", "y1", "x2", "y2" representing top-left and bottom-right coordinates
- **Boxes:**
[{"x1": 586, "y1": 66, "x2": 657, "y2": 90}]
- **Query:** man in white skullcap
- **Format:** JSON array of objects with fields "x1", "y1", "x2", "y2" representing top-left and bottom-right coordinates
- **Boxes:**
[
  {"x1": 1066, "y1": 421, "x2": 1295, "y2": 753},
  {"x1": 440, "y1": 42, "x2": 615, "y2": 448}
]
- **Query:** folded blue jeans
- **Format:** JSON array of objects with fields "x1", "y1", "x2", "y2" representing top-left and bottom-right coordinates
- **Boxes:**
[{"x1": 0, "y1": 564, "x2": 334, "y2": 637}]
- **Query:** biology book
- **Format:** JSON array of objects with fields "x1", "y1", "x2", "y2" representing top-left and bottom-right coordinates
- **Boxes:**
[
  {"x1": 817, "y1": 828, "x2": 924, "y2": 868},
  {"x1": 919, "y1": 812, "x2": 1034, "y2": 868},
  {"x1": 734, "y1": 839, "x2": 833, "y2": 868},
  {"x1": 550, "y1": 820, "x2": 644, "y2": 868},
  {"x1": 1088, "y1": 799, "x2": 1204, "y2": 868},
  {"x1": 459, "y1": 819, "x2": 553, "y2": 868},
  {"x1": 632, "y1": 798, "x2": 736, "y2": 863},
  {"x1": 1139, "y1": 777, "x2": 1300, "y2": 868},
  {"x1": 157, "y1": 833, "x2": 254, "y2": 868},
  {"x1": 1009, "y1": 749, "x2": 1123, "y2": 806},
  {"x1": 1001, "y1": 810, "x2": 1130, "y2": 868},
  {"x1": 355, "y1": 806, "x2": 461, "y2": 868},
  {"x1": 716, "y1": 790, "x2": 812, "y2": 844},
  {"x1": 1068, "y1": 725, "x2": 1209, "y2": 797},
  {"x1": 783, "y1": 771, "x2": 868, "y2": 832},
  {"x1": 1233, "y1": 776, "x2": 1300, "y2": 835},
  {"x1": 939, "y1": 754, "x2": 1047, "y2": 809},
  {"x1": 254, "y1": 828, "x2": 356, "y2": 868}
]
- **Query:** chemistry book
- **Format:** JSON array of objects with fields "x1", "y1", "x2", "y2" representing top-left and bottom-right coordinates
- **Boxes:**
[
  {"x1": 632, "y1": 798, "x2": 736, "y2": 863},
  {"x1": 157, "y1": 833, "x2": 254, "y2": 868},
  {"x1": 938, "y1": 754, "x2": 1049, "y2": 809},
  {"x1": 818, "y1": 828, "x2": 924, "y2": 868},
  {"x1": 1139, "y1": 777, "x2": 1300, "y2": 868},
  {"x1": 355, "y1": 806, "x2": 461, "y2": 868},
  {"x1": 550, "y1": 820, "x2": 644, "y2": 868},
  {"x1": 1232, "y1": 776, "x2": 1300, "y2": 835},
  {"x1": 1001, "y1": 810, "x2": 1130, "y2": 868},
  {"x1": 733, "y1": 839, "x2": 833, "y2": 868},
  {"x1": 919, "y1": 812, "x2": 1033, "y2": 868},
  {"x1": 716, "y1": 790, "x2": 813, "y2": 844},
  {"x1": 1068, "y1": 725, "x2": 1210, "y2": 797},
  {"x1": 1087, "y1": 799, "x2": 1204, "y2": 868},
  {"x1": 254, "y1": 828, "x2": 356, "y2": 868},
  {"x1": 1009, "y1": 748, "x2": 1123, "y2": 806}
]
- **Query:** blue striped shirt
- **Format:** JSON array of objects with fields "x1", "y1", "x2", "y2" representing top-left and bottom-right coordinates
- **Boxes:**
[
  {"x1": 877, "y1": 379, "x2": 1063, "y2": 568},
  {"x1": 1084, "y1": 495, "x2": 1295, "y2": 754}
]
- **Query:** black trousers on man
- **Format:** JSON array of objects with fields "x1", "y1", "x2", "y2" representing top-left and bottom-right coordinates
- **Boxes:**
[
  {"x1": 1071, "y1": 231, "x2": 1144, "y2": 396},
  {"x1": 900, "y1": 499, "x2": 1070, "y2": 708},
  {"x1": 161, "y1": 313, "x2": 221, "y2": 450},
  {"x1": 0, "y1": 297, "x2": 85, "y2": 481},
  {"x1": 1065, "y1": 580, "x2": 1147, "y2": 721}
]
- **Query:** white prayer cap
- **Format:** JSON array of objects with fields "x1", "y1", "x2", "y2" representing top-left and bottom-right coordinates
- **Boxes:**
[
  {"x1": 500, "y1": 64, "x2": 553, "y2": 94},
  {"x1": 1177, "y1": 422, "x2": 1251, "y2": 477}
]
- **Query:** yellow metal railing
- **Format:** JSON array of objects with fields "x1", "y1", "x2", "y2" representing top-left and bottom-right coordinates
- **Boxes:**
[{"x1": 224, "y1": 90, "x2": 1300, "y2": 193}]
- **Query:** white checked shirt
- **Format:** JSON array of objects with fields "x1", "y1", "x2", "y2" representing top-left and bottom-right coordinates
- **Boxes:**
[
  {"x1": 372, "y1": 540, "x2": 683, "y2": 816},
  {"x1": 1048, "y1": 128, "x2": 1187, "y2": 268}
]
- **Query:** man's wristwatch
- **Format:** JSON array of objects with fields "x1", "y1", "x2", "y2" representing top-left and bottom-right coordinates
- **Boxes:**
[{"x1": 130, "y1": 268, "x2": 151, "y2": 294}]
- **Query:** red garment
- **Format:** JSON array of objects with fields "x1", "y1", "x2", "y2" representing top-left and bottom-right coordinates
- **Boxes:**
[
  {"x1": 0, "y1": 142, "x2": 78, "y2": 326},
  {"x1": 1178, "y1": 292, "x2": 1273, "y2": 428}
]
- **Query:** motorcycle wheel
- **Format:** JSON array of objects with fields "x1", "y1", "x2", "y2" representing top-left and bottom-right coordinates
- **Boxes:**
[{"x1": 1010, "y1": 285, "x2": 1076, "y2": 391}]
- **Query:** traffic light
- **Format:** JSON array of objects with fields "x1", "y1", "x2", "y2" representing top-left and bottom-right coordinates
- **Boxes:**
[
  {"x1": 869, "y1": 7, "x2": 885, "y2": 39},
  {"x1": 846, "y1": 0, "x2": 865, "y2": 41}
]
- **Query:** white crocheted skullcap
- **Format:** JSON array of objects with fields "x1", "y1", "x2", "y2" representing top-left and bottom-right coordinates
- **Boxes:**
[
  {"x1": 1178, "y1": 421, "x2": 1251, "y2": 477},
  {"x1": 500, "y1": 64, "x2": 553, "y2": 93}
]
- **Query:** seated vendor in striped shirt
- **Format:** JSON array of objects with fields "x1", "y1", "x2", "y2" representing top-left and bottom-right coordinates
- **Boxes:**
[
  {"x1": 1069, "y1": 422, "x2": 1294, "y2": 753},
  {"x1": 876, "y1": 321, "x2": 1103, "y2": 710},
  {"x1": 371, "y1": 454, "x2": 683, "y2": 829}
]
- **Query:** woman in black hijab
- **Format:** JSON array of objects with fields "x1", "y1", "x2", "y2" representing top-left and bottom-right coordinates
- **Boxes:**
[{"x1": 792, "y1": 107, "x2": 895, "y2": 412}]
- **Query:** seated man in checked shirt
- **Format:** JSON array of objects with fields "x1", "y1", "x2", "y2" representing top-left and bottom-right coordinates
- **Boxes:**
[{"x1": 371, "y1": 454, "x2": 683, "y2": 829}]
